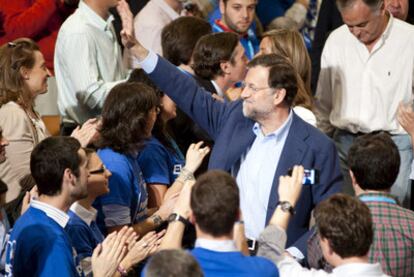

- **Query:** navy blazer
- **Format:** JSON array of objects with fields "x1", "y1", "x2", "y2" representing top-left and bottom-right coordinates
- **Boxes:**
[{"x1": 148, "y1": 56, "x2": 343, "y2": 254}]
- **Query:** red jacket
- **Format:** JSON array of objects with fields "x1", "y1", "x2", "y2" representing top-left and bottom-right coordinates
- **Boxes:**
[{"x1": 0, "y1": 0, "x2": 76, "y2": 73}]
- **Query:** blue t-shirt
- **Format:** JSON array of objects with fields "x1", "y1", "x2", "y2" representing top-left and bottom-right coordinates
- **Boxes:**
[
  {"x1": 5, "y1": 207, "x2": 82, "y2": 277},
  {"x1": 191, "y1": 247, "x2": 279, "y2": 277},
  {"x1": 65, "y1": 211, "x2": 104, "y2": 260},
  {"x1": 138, "y1": 137, "x2": 185, "y2": 186},
  {"x1": 94, "y1": 148, "x2": 148, "y2": 234}
]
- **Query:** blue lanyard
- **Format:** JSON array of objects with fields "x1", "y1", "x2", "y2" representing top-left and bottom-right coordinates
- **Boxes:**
[{"x1": 359, "y1": 195, "x2": 397, "y2": 204}]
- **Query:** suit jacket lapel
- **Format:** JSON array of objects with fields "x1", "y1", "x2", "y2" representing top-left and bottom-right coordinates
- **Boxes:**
[{"x1": 266, "y1": 113, "x2": 310, "y2": 222}]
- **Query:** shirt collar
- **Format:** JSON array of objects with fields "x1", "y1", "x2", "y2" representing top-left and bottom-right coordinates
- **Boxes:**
[
  {"x1": 153, "y1": 0, "x2": 180, "y2": 20},
  {"x1": 252, "y1": 109, "x2": 294, "y2": 141},
  {"x1": 358, "y1": 191, "x2": 398, "y2": 203},
  {"x1": 79, "y1": 0, "x2": 115, "y2": 32},
  {"x1": 195, "y1": 239, "x2": 238, "y2": 252},
  {"x1": 381, "y1": 12, "x2": 393, "y2": 42},
  {"x1": 214, "y1": 19, "x2": 248, "y2": 38},
  {"x1": 211, "y1": 80, "x2": 224, "y2": 98},
  {"x1": 70, "y1": 202, "x2": 98, "y2": 226},
  {"x1": 30, "y1": 200, "x2": 70, "y2": 228}
]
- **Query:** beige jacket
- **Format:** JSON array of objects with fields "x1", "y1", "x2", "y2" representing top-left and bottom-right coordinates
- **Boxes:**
[{"x1": 0, "y1": 101, "x2": 49, "y2": 201}]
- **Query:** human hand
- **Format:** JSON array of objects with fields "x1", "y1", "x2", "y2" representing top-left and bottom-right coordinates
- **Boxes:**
[
  {"x1": 184, "y1": 142, "x2": 210, "y2": 173},
  {"x1": 278, "y1": 165, "x2": 304, "y2": 206},
  {"x1": 21, "y1": 185, "x2": 38, "y2": 215},
  {"x1": 157, "y1": 192, "x2": 179, "y2": 220},
  {"x1": 120, "y1": 230, "x2": 160, "y2": 269},
  {"x1": 71, "y1": 118, "x2": 99, "y2": 147},
  {"x1": 91, "y1": 229, "x2": 128, "y2": 277},
  {"x1": 117, "y1": 0, "x2": 135, "y2": 49},
  {"x1": 173, "y1": 180, "x2": 195, "y2": 219},
  {"x1": 225, "y1": 87, "x2": 242, "y2": 101},
  {"x1": 398, "y1": 102, "x2": 414, "y2": 137}
]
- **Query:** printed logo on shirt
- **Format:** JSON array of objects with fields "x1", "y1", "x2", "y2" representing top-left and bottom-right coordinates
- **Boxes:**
[
  {"x1": 173, "y1": 164, "x2": 182, "y2": 176},
  {"x1": 5, "y1": 240, "x2": 16, "y2": 276}
]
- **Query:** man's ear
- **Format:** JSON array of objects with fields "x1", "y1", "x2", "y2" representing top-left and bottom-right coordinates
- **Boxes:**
[
  {"x1": 219, "y1": 0, "x2": 226, "y2": 15},
  {"x1": 220, "y1": 61, "x2": 231, "y2": 75},
  {"x1": 189, "y1": 210, "x2": 196, "y2": 225},
  {"x1": 274, "y1": 88, "x2": 286, "y2": 106}
]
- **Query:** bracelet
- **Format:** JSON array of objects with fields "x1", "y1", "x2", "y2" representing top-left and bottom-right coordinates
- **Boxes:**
[
  {"x1": 178, "y1": 167, "x2": 195, "y2": 182},
  {"x1": 117, "y1": 265, "x2": 128, "y2": 276}
]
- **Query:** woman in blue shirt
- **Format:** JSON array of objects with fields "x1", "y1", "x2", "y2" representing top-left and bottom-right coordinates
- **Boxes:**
[
  {"x1": 129, "y1": 70, "x2": 186, "y2": 209},
  {"x1": 94, "y1": 81, "x2": 209, "y2": 239}
]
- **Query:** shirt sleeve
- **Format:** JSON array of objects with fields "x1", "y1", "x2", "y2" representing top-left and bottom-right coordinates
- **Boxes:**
[
  {"x1": 98, "y1": 158, "x2": 133, "y2": 207},
  {"x1": 138, "y1": 142, "x2": 171, "y2": 185},
  {"x1": 57, "y1": 33, "x2": 125, "y2": 110},
  {"x1": 315, "y1": 39, "x2": 335, "y2": 135}
]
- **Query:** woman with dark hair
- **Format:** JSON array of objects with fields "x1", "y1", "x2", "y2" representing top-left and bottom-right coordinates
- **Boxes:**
[
  {"x1": 94, "y1": 81, "x2": 209, "y2": 237},
  {"x1": 129, "y1": 69, "x2": 186, "y2": 209},
  {"x1": 0, "y1": 38, "x2": 97, "y2": 202}
]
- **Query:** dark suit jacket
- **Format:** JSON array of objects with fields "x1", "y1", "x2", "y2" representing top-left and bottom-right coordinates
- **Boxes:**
[{"x1": 148, "y1": 56, "x2": 343, "y2": 255}]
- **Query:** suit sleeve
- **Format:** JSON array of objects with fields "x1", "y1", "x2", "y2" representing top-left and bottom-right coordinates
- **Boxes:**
[{"x1": 148, "y1": 57, "x2": 231, "y2": 140}]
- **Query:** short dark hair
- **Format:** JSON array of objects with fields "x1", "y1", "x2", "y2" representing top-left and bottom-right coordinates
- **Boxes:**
[
  {"x1": 30, "y1": 136, "x2": 82, "y2": 196},
  {"x1": 314, "y1": 193, "x2": 373, "y2": 258},
  {"x1": 97, "y1": 82, "x2": 159, "y2": 154},
  {"x1": 336, "y1": 0, "x2": 383, "y2": 11},
  {"x1": 192, "y1": 32, "x2": 239, "y2": 79},
  {"x1": 145, "y1": 249, "x2": 203, "y2": 277},
  {"x1": 248, "y1": 54, "x2": 298, "y2": 106},
  {"x1": 348, "y1": 132, "x2": 400, "y2": 191},
  {"x1": 190, "y1": 170, "x2": 239, "y2": 237},
  {"x1": 161, "y1": 16, "x2": 212, "y2": 66}
]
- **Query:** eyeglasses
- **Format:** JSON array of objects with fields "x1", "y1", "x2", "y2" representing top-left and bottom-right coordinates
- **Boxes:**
[
  {"x1": 89, "y1": 165, "x2": 106, "y2": 174},
  {"x1": 240, "y1": 82, "x2": 273, "y2": 93}
]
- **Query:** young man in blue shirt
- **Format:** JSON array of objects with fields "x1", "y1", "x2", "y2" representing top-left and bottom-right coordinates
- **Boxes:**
[
  {"x1": 212, "y1": 0, "x2": 259, "y2": 60},
  {"x1": 5, "y1": 137, "x2": 88, "y2": 276},
  {"x1": 160, "y1": 170, "x2": 279, "y2": 276}
]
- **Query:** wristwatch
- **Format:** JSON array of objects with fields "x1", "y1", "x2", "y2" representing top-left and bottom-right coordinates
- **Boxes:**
[
  {"x1": 277, "y1": 201, "x2": 295, "y2": 215},
  {"x1": 167, "y1": 213, "x2": 190, "y2": 225}
]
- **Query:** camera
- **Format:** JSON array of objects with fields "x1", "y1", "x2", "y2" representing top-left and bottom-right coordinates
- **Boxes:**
[{"x1": 287, "y1": 168, "x2": 319, "y2": 185}]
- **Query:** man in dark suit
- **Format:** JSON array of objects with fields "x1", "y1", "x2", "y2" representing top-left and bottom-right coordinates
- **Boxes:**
[{"x1": 119, "y1": 16, "x2": 342, "y2": 257}]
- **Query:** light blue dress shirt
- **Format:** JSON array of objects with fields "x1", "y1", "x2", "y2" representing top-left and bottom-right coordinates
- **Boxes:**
[{"x1": 235, "y1": 110, "x2": 293, "y2": 239}]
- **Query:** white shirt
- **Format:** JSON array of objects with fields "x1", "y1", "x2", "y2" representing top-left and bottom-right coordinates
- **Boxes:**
[
  {"x1": 293, "y1": 106, "x2": 317, "y2": 126},
  {"x1": 69, "y1": 202, "x2": 97, "y2": 226},
  {"x1": 315, "y1": 15, "x2": 414, "y2": 135},
  {"x1": 30, "y1": 200, "x2": 70, "y2": 228},
  {"x1": 54, "y1": 0, "x2": 127, "y2": 124},
  {"x1": 279, "y1": 257, "x2": 389, "y2": 277},
  {"x1": 235, "y1": 111, "x2": 293, "y2": 239},
  {"x1": 195, "y1": 239, "x2": 238, "y2": 252},
  {"x1": 124, "y1": 0, "x2": 180, "y2": 68}
]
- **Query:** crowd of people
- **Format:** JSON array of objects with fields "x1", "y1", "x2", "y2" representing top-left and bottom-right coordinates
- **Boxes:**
[{"x1": 0, "y1": 0, "x2": 413, "y2": 276}]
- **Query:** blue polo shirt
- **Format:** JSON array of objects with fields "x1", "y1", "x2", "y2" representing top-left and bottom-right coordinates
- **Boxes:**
[
  {"x1": 5, "y1": 203, "x2": 82, "y2": 276},
  {"x1": 94, "y1": 148, "x2": 148, "y2": 234},
  {"x1": 138, "y1": 137, "x2": 185, "y2": 186},
  {"x1": 66, "y1": 204, "x2": 104, "y2": 261},
  {"x1": 191, "y1": 247, "x2": 279, "y2": 277}
]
